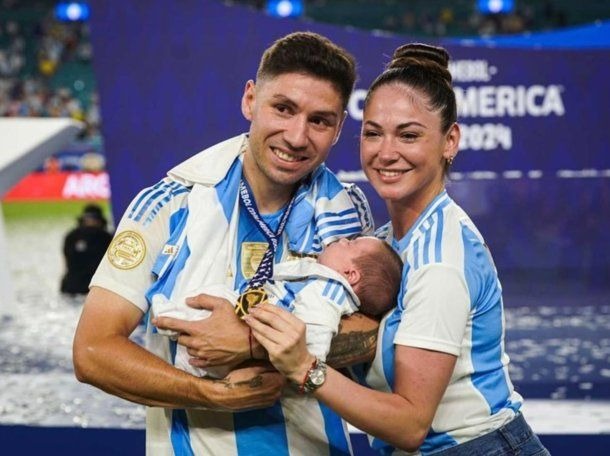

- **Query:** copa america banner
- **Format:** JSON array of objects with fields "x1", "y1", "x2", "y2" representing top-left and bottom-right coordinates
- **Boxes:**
[{"x1": 90, "y1": 0, "x2": 609, "y2": 279}]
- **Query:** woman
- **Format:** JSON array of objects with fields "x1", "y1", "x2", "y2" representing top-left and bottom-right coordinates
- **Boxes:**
[{"x1": 244, "y1": 43, "x2": 549, "y2": 455}]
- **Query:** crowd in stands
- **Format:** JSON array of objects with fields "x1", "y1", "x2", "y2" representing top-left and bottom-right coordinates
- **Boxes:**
[
  {"x1": 0, "y1": 0, "x2": 99, "y2": 140},
  {"x1": 232, "y1": 0, "x2": 594, "y2": 37},
  {"x1": 1, "y1": 0, "x2": 607, "y2": 146}
]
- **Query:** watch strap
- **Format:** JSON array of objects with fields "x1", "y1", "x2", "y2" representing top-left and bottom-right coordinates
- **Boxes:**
[{"x1": 299, "y1": 357, "x2": 327, "y2": 394}]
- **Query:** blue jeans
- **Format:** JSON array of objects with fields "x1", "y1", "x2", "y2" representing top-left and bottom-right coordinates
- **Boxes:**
[{"x1": 433, "y1": 413, "x2": 550, "y2": 456}]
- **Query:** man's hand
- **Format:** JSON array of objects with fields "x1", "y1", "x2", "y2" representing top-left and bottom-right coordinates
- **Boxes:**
[
  {"x1": 206, "y1": 364, "x2": 285, "y2": 411},
  {"x1": 153, "y1": 294, "x2": 251, "y2": 370}
]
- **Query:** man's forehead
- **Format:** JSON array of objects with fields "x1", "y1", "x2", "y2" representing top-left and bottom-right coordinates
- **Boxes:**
[{"x1": 257, "y1": 73, "x2": 343, "y2": 105}]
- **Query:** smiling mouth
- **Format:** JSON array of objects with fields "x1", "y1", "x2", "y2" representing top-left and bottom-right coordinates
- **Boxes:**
[
  {"x1": 272, "y1": 147, "x2": 306, "y2": 163},
  {"x1": 377, "y1": 169, "x2": 408, "y2": 177}
]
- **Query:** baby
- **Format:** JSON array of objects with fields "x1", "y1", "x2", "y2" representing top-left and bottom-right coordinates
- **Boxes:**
[{"x1": 152, "y1": 236, "x2": 403, "y2": 377}]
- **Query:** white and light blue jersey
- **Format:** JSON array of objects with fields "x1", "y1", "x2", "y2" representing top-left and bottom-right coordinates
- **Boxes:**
[
  {"x1": 366, "y1": 190, "x2": 522, "y2": 455},
  {"x1": 91, "y1": 134, "x2": 371, "y2": 456}
]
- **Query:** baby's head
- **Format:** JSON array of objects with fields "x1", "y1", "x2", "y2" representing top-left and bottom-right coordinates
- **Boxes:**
[{"x1": 318, "y1": 236, "x2": 403, "y2": 316}]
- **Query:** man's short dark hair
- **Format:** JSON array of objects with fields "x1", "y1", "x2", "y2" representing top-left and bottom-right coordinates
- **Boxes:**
[{"x1": 257, "y1": 31, "x2": 357, "y2": 110}]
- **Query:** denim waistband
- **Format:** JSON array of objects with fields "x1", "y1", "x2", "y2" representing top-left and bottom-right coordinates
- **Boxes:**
[{"x1": 432, "y1": 413, "x2": 549, "y2": 456}]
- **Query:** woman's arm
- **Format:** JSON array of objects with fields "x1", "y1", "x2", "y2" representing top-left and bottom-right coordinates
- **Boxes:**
[{"x1": 245, "y1": 303, "x2": 456, "y2": 452}]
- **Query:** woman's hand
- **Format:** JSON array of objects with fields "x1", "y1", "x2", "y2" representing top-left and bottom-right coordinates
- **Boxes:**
[{"x1": 244, "y1": 303, "x2": 315, "y2": 385}]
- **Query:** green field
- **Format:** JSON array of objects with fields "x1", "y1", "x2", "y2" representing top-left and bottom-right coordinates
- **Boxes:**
[{"x1": 1, "y1": 200, "x2": 112, "y2": 221}]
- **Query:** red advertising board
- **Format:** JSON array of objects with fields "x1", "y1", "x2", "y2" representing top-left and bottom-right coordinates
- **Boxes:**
[{"x1": 3, "y1": 171, "x2": 110, "y2": 201}]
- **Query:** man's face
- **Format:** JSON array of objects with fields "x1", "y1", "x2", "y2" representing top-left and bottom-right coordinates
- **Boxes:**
[{"x1": 241, "y1": 72, "x2": 346, "y2": 191}]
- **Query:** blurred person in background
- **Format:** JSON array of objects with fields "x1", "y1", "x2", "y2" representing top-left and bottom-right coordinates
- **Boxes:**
[
  {"x1": 73, "y1": 31, "x2": 379, "y2": 455},
  {"x1": 245, "y1": 43, "x2": 549, "y2": 455},
  {"x1": 60, "y1": 204, "x2": 112, "y2": 295}
]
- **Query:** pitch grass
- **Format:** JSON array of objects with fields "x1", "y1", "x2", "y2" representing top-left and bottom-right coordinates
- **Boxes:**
[{"x1": 1, "y1": 200, "x2": 112, "y2": 221}]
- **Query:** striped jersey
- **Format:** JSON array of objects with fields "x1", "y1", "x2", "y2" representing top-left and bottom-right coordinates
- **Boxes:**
[
  {"x1": 367, "y1": 190, "x2": 522, "y2": 455},
  {"x1": 91, "y1": 134, "x2": 372, "y2": 456}
]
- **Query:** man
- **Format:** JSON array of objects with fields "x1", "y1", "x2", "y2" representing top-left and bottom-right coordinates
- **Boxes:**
[
  {"x1": 73, "y1": 32, "x2": 377, "y2": 455},
  {"x1": 61, "y1": 204, "x2": 112, "y2": 295}
]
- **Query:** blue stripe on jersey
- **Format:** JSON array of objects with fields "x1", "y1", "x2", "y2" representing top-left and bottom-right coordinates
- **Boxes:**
[
  {"x1": 145, "y1": 187, "x2": 190, "y2": 225},
  {"x1": 169, "y1": 339, "x2": 177, "y2": 363},
  {"x1": 319, "y1": 402, "x2": 352, "y2": 455},
  {"x1": 462, "y1": 225, "x2": 513, "y2": 414},
  {"x1": 348, "y1": 363, "x2": 371, "y2": 387},
  {"x1": 412, "y1": 238, "x2": 420, "y2": 270},
  {"x1": 434, "y1": 210, "x2": 444, "y2": 263},
  {"x1": 322, "y1": 279, "x2": 334, "y2": 298},
  {"x1": 167, "y1": 338, "x2": 193, "y2": 455},
  {"x1": 374, "y1": 222, "x2": 391, "y2": 241},
  {"x1": 316, "y1": 215, "x2": 361, "y2": 233},
  {"x1": 315, "y1": 208, "x2": 358, "y2": 222},
  {"x1": 343, "y1": 183, "x2": 373, "y2": 232},
  {"x1": 129, "y1": 180, "x2": 166, "y2": 218},
  {"x1": 336, "y1": 289, "x2": 347, "y2": 306},
  {"x1": 380, "y1": 306, "x2": 402, "y2": 389},
  {"x1": 370, "y1": 436, "x2": 394, "y2": 454},
  {"x1": 392, "y1": 191, "x2": 451, "y2": 256},
  {"x1": 419, "y1": 429, "x2": 458, "y2": 455},
  {"x1": 215, "y1": 158, "x2": 243, "y2": 222},
  {"x1": 330, "y1": 282, "x2": 341, "y2": 301},
  {"x1": 171, "y1": 409, "x2": 195, "y2": 456},
  {"x1": 145, "y1": 241, "x2": 192, "y2": 304},
  {"x1": 319, "y1": 226, "x2": 362, "y2": 240},
  {"x1": 277, "y1": 279, "x2": 309, "y2": 312},
  {"x1": 315, "y1": 165, "x2": 344, "y2": 199},
  {"x1": 130, "y1": 181, "x2": 188, "y2": 224},
  {"x1": 422, "y1": 226, "x2": 431, "y2": 265},
  {"x1": 151, "y1": 207, "x2": 189, "y2": 278},
  {"x1": 234, "y1": 403, "x2": 289, "y2": 456}
]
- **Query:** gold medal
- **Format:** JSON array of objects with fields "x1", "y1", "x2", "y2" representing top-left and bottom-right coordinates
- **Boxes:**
[{"x1": 235, "y1": 287, "x2": 269, "y2": 319}]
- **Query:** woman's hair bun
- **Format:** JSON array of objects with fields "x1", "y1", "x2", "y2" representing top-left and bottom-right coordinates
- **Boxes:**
[{"x1": 388, "y1": 43, "x2": 450, "y2": 70}]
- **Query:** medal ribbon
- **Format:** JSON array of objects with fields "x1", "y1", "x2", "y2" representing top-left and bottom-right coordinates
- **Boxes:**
[{"x1": 238, "y1": 179, "x2": 295, "y2": 289}]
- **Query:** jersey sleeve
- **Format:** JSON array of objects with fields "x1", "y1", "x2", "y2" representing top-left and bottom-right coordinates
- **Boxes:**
[
  {"x1": 90, "y1": 178, "x2": 189, "y2": 313},
  {"x1": 393, "y1": 263, "x2": 470, "y2": 356}
]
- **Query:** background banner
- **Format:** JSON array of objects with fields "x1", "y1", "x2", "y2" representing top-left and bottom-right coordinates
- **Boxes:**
[{"x1": 90, "y1": 0, "x2": 609, "y2": 302}]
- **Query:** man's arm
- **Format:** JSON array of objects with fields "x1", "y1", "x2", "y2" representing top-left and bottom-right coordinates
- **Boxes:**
[
  {"x1": 153, "y1": 294, "x2": 380, "y2": 370},
  {"x1": 327, "y1": 312, "x2": 379, "y2": 368},
  {"x1": 73, "y1": 287, "x2": 284, "y2": 411}
]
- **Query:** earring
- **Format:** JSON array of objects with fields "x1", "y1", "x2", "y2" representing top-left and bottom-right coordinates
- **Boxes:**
[{"x1": 447, "y1": 156, "x2": 454, "y2": 166}]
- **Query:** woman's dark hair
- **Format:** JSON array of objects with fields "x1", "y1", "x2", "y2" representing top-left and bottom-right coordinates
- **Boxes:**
[
  {"x1": 365, "y1": 43, "x2": 457, "y2": 135},
  {"x1": 257, "y1": 32, "x2": 357, "y2": 111}
]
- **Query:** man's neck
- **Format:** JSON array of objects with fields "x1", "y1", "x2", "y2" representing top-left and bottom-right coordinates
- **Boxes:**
[{"x1": 242, "y1": 156, "x2": 296, "y2": 214}]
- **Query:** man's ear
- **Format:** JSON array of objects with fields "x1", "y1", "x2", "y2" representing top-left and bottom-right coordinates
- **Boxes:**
[
  {"x1": 241, "y1": 80, "x2": 256, "y2": 121},
  {"x1": 332, "y1": 110, "x2": 348, "y2": 146}
]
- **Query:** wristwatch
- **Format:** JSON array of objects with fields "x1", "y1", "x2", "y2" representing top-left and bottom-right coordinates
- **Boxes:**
[{"x1": 301, "y1": 358, "x2": 327, "y2": 394}]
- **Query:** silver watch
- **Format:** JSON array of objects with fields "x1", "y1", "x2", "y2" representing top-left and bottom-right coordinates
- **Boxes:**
[{"x1": 302, "y1": 358, "x2": 327, "y2": 393}]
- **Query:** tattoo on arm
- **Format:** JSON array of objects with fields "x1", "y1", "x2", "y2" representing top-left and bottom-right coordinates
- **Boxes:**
[
  {"x1": 214, "y1": 374, "x2": 264, "y2": 390},
  {"x1": 327, "y1": 322, "x2": 378, "y2": 368}
]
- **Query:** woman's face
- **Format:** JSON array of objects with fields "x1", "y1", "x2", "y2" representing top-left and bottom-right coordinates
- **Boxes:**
[{"x1": 360, "y1": 83, "x2": 459, "y2": 209}]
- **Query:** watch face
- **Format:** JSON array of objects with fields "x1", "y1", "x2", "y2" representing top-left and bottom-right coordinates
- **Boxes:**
[{"x1": 311, "y1": 368, "x2": 325, "y2": 386}]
